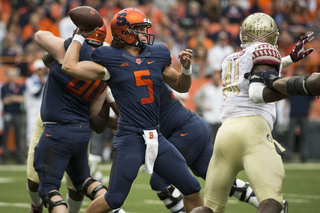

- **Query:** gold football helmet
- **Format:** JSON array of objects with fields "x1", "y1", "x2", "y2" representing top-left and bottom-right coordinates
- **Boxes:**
[{"x1": 240, "y1": 13, "x2": 279, "y2": 48}]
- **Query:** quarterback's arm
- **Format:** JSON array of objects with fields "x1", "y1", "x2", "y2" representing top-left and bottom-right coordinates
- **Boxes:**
[
  {"x1": 34, "y1": 31, "x2": 65, "y2": 64},
  {"x1": 162, "y1": 49, "x2": 192, "y2": 93},
  {"x1": 62, "y1": 36, "x2": 108, "y2": 81}
]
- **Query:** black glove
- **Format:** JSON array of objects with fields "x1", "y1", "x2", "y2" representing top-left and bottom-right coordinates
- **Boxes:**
[
  {"x1": 290, "y1": 31, "x2": 314, "y2": 62},
  {"x1": 244, "y1": 72, "x2": 263, "y2": 84},
  {"x1": 260, "y1": 70, "x2": 281, "y2": 90}
]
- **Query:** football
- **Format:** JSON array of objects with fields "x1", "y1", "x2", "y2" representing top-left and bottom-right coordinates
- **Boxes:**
[{"x1": 69, "y1": 6, "x2": 103, "y2": 31}]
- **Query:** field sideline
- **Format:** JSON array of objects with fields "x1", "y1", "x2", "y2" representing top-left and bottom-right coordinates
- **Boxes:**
[{"x1": 0, "y1": 163, "x2": 320, "y2": 212}]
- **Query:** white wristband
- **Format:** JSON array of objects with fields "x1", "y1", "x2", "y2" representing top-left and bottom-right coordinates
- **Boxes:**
[
  {"x1": 73, "y1": 34, "x2": 85, "y2": 45},
  {"x1": 281, "y1": 55, "x2": 293, "y2": 68},
  {"x1": 181, "y1": 65, "x2": 192, "y2": 76}
]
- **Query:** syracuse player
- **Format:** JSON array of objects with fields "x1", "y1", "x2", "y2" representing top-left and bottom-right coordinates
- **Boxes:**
[
  {"x1": 29, "y1": 25, "x2": 109, "y2": 213},
  {"x1": 63, "y1": 7, "x2": 203, "y2": 213}
]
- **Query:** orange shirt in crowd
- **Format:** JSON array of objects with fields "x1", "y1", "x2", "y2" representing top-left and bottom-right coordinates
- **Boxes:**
[
  {"x1": 0, "y1": 0, "x2": 11, "y2": 24},
  {"x1": 248, "y1": 0, "x2": 273, "y2": 14}
]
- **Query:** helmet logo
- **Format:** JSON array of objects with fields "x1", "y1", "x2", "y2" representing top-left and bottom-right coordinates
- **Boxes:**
[
  {"x1": 116, "y1": 13, "x2": 128, "y2": 26},
  {"x1": 252, "y1": 19, "x2": 267, "y2": 35}
]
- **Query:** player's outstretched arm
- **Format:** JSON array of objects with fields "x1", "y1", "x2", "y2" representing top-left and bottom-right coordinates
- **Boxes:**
[
  {"x1": 34, "y1": 30, "x2": 65, "y2": 64},
  {"x1": 62, "y1": 29, "x2": 107, "y2": 81},
  {"x1": 246, "y1": 65, "x2": 287, "y2": 103},
  {"x1": 260, "y1": 68, "x2": 320, "y2": 96},
  {"x1": 281, "y1": 31, "x2": 314, "y2": 68},
  {"x1": 162, "y1": 49, "x2": 193, "y2": 93},
  {"x1": 270, "y1": 73, "x2": 320, "y2": 96}
]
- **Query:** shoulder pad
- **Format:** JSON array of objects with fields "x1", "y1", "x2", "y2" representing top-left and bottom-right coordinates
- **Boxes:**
[{"x1": 252, "y1": 43, "x2": 281, "y2": 71}]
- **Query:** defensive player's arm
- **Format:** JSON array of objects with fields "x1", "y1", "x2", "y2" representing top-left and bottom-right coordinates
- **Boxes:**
[
  {"x1": 260, "y1": 31, "x2": 318, "y2": 97},
  {"x1": 246, "y1": 43, "x2": 288, "y2": 103},
  {"x1": 162, "y1": 49, "x2": 192, "y2": 93},
  {"x1": 263, "y1": 72, "x2": 320, "y2": 96},
  {"x1": 34, "y1": 30, "x2": 65, "y2": 64},
  {"x1": 249, "y1": 64, "x2": 288, "y2": 103},
  {"x1": 62, "y1": 38, "x2": 107, "y2": 81}
]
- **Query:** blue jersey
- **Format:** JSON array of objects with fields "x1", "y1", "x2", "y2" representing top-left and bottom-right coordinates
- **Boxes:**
[
  {"x1": 150, "y1": 83, "x2": 213, "y2": 191},
  {"x1": 90, "y1": 44, "x2": 202, "y2": 208},
  {"x1": 40, "y1": 38, "x2": 107, "y2": 123},
  {"x1": 91, "y1": 43, "x2": 171, "y2": 128},
  {"x1": 1, "y1": 83, "x2": 24, "y2": 114},
  {"x1": 159, "y1": 83, "x2": 192, "y2": 138}
]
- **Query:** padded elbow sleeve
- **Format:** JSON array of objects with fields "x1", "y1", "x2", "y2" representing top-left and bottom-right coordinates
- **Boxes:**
[{"x1": 287, "y1": 75, "x2": 313, "y2": 96}]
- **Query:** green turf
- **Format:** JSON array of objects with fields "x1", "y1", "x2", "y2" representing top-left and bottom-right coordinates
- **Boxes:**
[{"x1": 0, "y1": 163, "x2": 319, "y2": 212}]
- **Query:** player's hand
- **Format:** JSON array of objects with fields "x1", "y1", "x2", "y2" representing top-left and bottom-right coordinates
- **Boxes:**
[
  {"x1": 244, "y1": 72, "x2": 263, "y2": 84},
  {"x1": 178, "y1": 49, "x2": 193, "y2": 70},
  {"x1": 290, "y1": 31, "x2": 314, "y2": 62},
  {"x1": 260, "y1": 70, "x2": 281, "y2": 90},
  {"x1": 75, "y1": 27, "x2": 97, "y2": 38}
]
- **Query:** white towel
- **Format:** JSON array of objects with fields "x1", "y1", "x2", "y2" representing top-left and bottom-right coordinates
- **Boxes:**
[{"x1": 141, "y1": 129, "x2": 159, "y2": 174}]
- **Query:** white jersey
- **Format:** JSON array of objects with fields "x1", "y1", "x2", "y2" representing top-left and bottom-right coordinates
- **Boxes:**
[{"x1": 221, "y1": 43, "x2": 282, "y2": 129}]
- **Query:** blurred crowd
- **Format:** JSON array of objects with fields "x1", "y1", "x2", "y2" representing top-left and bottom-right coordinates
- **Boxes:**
[{"x1": 0, "y1": 0, "x2": 320, "y2": 164}]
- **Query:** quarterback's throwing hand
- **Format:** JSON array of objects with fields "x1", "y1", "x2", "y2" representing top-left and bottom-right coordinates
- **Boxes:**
[
  {"x1": 75, "y1": 27, "x2": 98, "y2": 38},
  {"x1": 178, "y1": 49, "x2": 193, "y2": 70},
  {"x1": 290, "y1": 31, "x2": 314, "y2": 62}
]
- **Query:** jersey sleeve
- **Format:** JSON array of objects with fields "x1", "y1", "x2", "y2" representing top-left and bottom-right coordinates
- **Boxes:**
[
  {"x1": 64, "y1": 37, "x2": 72, "y2": 50},
  {"x1": 161, "y1": 44, "x2": 172, "y2": 68},
  {"x1": 252, "y1": 43, "x2": 281, "y2": 72},
  {"x1": 79, "y1": 42, "x2": 92, "y2": 61},
  {"x1": 152, "y1": 44, "x2": 172, "y2": 71},
  {"x1": 64, "y1": 37, "x2": 92, "y2": 61}
]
